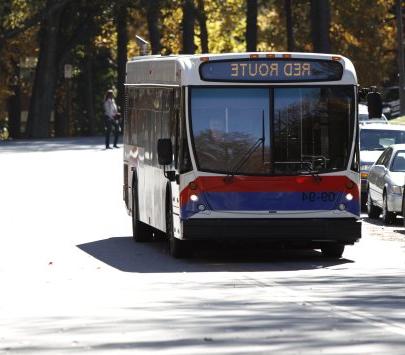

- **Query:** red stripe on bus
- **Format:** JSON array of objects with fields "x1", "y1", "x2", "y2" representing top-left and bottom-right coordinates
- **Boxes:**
[{"x1": 180, "y1": 175, "x2": 358, "y2": 207}]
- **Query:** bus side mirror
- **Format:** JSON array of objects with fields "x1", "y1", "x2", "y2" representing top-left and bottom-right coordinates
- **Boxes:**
[
  {"x1": 367, "y1": 91, "x2": 383, "y2": 118},
  {"x1": 157, "y1": 138, "x2": 173, "y2": 165}
]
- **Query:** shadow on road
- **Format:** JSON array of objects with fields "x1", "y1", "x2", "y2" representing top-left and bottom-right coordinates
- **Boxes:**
[
  {"x1": 0, "y1": 137, "x2": 120, "y2": 153},
  {"x1": 77, "y1": 236, "x2": 353, "y2": 273},
  {"x1": 362, "y1": 216, "x2": 404, "y2": 227}
]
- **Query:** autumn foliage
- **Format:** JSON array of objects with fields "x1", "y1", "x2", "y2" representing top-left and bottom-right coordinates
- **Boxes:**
[{"x1": 0, "y1": 0, "x2": 399, "y2": 138}]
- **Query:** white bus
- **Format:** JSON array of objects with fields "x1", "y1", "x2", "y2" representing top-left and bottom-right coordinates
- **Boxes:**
[{"x1": 123, "y1": 52, "x2": 364, "y2": 258}]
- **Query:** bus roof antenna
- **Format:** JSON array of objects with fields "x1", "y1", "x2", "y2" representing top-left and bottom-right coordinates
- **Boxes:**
[{"x1": 135, "y1": 35, "x2": 149, "y2": 56}]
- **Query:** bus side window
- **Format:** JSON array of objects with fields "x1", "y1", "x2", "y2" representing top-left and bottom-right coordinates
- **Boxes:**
[
  {"x1": 173, "y1": 89, "x2": 180, "y2": 170},
  {"x1": 124, "y1": 87, "x2": 129, "y2": 145}
]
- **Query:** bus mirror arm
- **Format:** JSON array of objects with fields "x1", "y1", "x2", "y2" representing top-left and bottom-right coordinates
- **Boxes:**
[{"x1": 164, "y1": 169, "x2": 176, "y2": 182}]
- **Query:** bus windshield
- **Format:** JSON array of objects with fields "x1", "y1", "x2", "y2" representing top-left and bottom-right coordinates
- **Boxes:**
[{"x1": 190, "y1": 86, "x2": 355, "y2": 175}]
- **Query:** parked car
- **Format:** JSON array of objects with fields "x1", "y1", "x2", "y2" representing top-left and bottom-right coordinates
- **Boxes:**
[
  {"x1": 382, "y1": 86, "x2": 400, "y2": 119},
  {"x1": 360, "y1": 124, "x2": 405, "y2": 204},
  {"x1": 367, "y1": 144, "x2": 405, "y2": 224},
  {"x1": 358, "y1": 103, "x2": 388, "y2": 124}
]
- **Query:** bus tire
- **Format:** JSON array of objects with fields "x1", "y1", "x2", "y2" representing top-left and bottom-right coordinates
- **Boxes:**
[
  {"x1": 367, "y1": 188, "x2": 381, "y2": 219},
  {"x1": 132, "y1": 184, "x2": 152, "y2": 242},
  {"x1": 166, "y1": 189, "x2": 190, "y2": 258},
  {"x1": 321, "y1": 243, "x2": 345, "y2": 258}
]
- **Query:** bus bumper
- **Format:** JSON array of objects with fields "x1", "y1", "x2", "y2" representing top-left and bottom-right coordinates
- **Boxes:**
[{"x1": 182, "y1": 218, "x2": 361, "y2": 245}]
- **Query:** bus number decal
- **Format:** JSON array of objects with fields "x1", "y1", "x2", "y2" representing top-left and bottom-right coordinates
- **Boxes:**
[{"x1": 302, "y1": 192, "x2": 336, "y2": 202}]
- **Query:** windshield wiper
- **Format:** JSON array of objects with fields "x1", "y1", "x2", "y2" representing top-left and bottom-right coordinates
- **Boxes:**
[
  {"x1": 224, "y1": 110, "x2": 265, "y2": 182},
  {"x1": 274, "y1": 161, "x2": 322, "y2": 183},
  {"x1": 297, "y1": 166, "x2": 322, "y2": 183}
]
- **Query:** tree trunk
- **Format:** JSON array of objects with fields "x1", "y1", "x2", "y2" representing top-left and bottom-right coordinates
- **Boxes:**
[
  {"x1": 182, "y1": 0, "x2": 195, "y2": 54},
  {"x1": 7, "y1": 91, "x2": 21, "y2": 139},
  {"x1": 145, "y1": 0, "x2": 161, "y2": 54},
  {"x1": 116, "y1": 2, "x2": 128, "y2": 113},
  {"x1": 54, "y1": 95, "x2": 69, "y2": 137},
  {"x1": 85, "y1": 50, "x2": 96, "y2": 136},
  {"x1": 284, "y1": 0, "x2": 295, "y2": 51},
  {"x1": 310, "y1": 0, "x2": 331, "y2": 53},
  {"x1": 246, "y1": 0, "x2": 258, "y2": 52},
  {"x1": 196, "y1": 0, "x2": 209, "y2": 53},
  {"x1": 7, "y1": 62, "x2": 21, "y2": 139},
  {"x1": 396, "y1": 0, "x2": 405, "y2": 115},
  {"x1": 27, "y1": 2, "x2": 64, "y2": 138}
]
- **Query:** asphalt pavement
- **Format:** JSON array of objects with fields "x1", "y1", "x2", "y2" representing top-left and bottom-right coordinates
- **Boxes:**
[{"x1": 0, "y1": 137, "x2": 404, "y2": 354}]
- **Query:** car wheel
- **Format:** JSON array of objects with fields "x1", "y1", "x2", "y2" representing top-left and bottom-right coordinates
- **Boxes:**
[
  {"x1": 367, "y1": 188, "x2": 381, "y2": 219},
  {"x1": 382, "y1": 193, "x2": 396, "y2": 225},
  {"x1": 132, "y1": 185, "x2": 152, "y2": 242},
  {"x1": 321, "y1": 243, "x2": 345, "y2": 258}
]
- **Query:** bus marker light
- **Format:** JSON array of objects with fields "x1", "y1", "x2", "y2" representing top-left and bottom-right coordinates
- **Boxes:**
[
  {"x1": 200, "y1": 57, "x2": 209, "y2": 62},
  {"x1": 338, "y1": 203, "x2": 346, "y2": 211},
  {"x1": 190, "y1": 194, "x2": 199, "y2": 202},
  {"x1": 346, "y1": 181, "x2": 355, "y2": 189},
  {"x1": 198, "y1": 204, "x2": 206, "y2": 211},
  {"x1": 266, "y1": 53, "x2": 276, "y2": 58},
  {"x1": 189, "y1": 182, "x2": 198, "y2": 190},
  {"x1": 332, "y1": 56, "x2": 341, "y2": 61},
  {"x1": 345, "y1": 193, "x2": 353, "y2": 201},
  {"x1": 250, "y1": 54, "x2": 259, "y2": 59},
  {"x1": 282, "y1": 54, "x2": 292, "y2": 58}
]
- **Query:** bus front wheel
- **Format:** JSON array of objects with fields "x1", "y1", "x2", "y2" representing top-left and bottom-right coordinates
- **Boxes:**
[
  {"x1": 132, "y1": 186, "x2": 152, "y2": 242},
  {"x1": 321, "y1": 243, "x2": 345, "y2": 258}
]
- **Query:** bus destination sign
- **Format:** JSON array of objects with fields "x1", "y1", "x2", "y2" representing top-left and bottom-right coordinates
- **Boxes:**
[{"x1": 199, "y1": 59, "x2": 343, "y2": 82}]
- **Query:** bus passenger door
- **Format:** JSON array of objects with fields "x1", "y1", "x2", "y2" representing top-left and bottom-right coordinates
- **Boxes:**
[{"x1": 170, "y1": 90, "x2": 182, "y2": 238}]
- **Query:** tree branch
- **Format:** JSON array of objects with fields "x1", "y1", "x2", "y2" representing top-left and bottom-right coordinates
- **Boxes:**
[{"x1": 1, "y1": 0, "x2": 73, "y2": 41}]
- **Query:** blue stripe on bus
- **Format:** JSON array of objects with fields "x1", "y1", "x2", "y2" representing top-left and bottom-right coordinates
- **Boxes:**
[{"x1": 180, "y1": 191, "x2": 359, "y2": 220}]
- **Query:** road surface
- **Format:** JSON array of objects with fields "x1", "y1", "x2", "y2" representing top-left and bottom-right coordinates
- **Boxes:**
[{"x1": 0, "y1": 137, "x2": 404, "y2": 354}]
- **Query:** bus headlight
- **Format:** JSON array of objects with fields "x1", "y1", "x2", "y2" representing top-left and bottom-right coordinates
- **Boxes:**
[
  {"x1": 338, "y1": 203, "x2": 346, "y2": 211},
  {"x1": 190, "y1": 194, "x2": 199, "y2": 202},
  {"x1": 345, "y1": 193, "x2": 353, "y2": 201}
]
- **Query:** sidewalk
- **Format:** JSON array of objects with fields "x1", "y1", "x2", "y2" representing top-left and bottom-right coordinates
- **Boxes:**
[{"x1": 0, "y1": 136, "x2": 122, "y2": 154}]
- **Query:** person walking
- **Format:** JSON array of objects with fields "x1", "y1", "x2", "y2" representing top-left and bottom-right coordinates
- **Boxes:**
[{"x1": 103, "y1": 89, "x2": 120, "y2": 149}]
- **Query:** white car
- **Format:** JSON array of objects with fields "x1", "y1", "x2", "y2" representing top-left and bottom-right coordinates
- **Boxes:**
[
  {"x1": 367, "y1": 144, "x2": 405, "y2": 224},
  {"x1": 360, "y1": 123, "x2": 405, "y2": 204}
]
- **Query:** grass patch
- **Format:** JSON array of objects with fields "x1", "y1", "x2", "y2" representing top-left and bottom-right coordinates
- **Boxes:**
[{"x1": 389, "y1": 116, "x2": 405, "y2": 125}]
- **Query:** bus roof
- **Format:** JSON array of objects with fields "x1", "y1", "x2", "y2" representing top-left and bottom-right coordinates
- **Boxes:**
[{"x1": 125, "y1": 52, "x2": 357, "y2": 87}]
